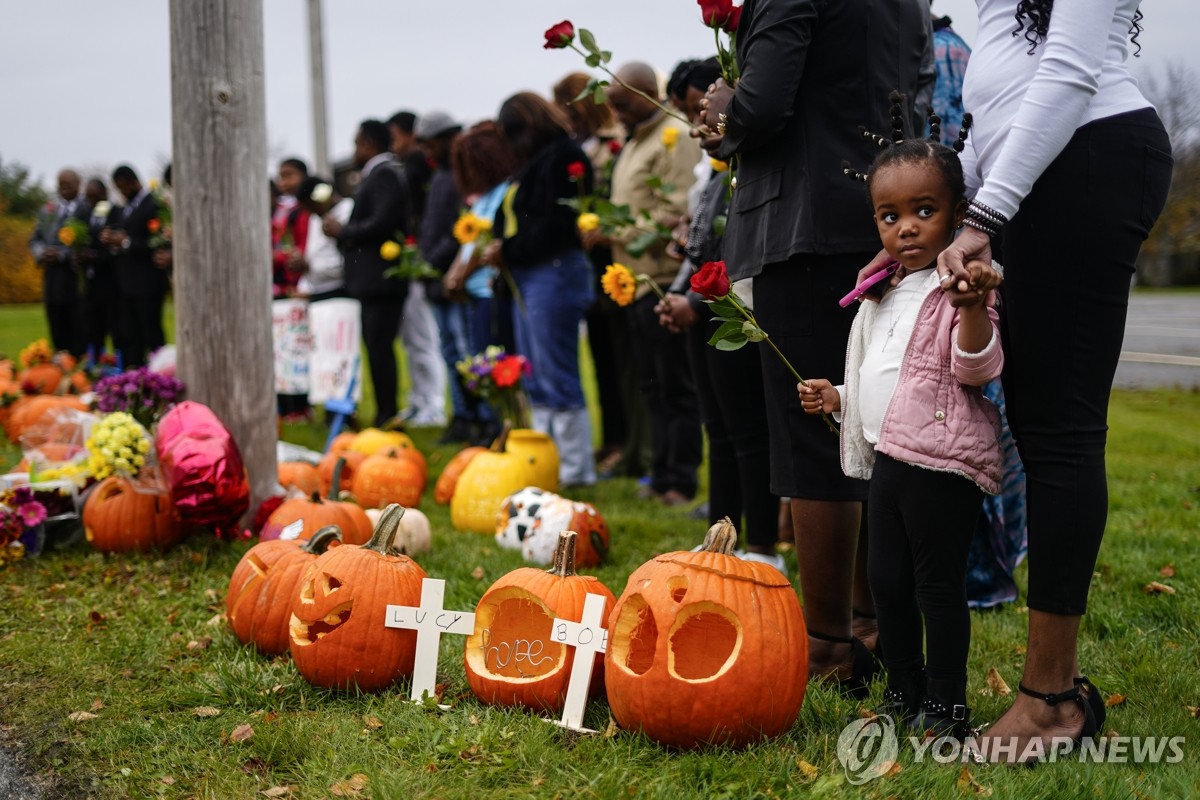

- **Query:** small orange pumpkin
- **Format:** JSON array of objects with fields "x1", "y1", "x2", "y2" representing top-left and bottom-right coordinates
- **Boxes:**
[
  {"x1": 318, "y1": 449, "x2": 364, "y2": 494},
  {"x1": 433, "y1": 446, "x2": 485, "y2": 505},
  {"x1": 4, "y1": 395, "x2": 88, "y2": 442},
  {"x1": 261, "y1": 459, "x2": 373, "y2": 544},
  {"x1": 604, "y1": 519, "x2": 808, "y2": 749},
  {"x1": 327, "y1": 431, "x2": 358, "y2": 454},
  {"x1": 83, "y1": 477, "x2": 188, "y2": 553},
  {"x1": 226, "y1": 526, "x2": 342, "y2": 650},
  {"x1": 348, "y1": 427, "x2": 414, "y2": 457},
  {"x1": 352, "y1": 448, "x2": 425, "y2": 509},
  {"x1": 278, "y1": 461, "x2": 322, "y2": 495},
  {"x1": 464, "y1": 531, "x2": 616, "y2": 713},
  {"x1": 289, "y1": 505, "x2": 428, "y2": 691},
  {"x1": 17, "y1": 363, "x2": 64, "y2": 394}
]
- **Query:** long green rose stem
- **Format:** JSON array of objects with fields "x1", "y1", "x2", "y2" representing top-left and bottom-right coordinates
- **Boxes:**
[{"x1": 569, "y1": 45, "x2": 699, "y2": 133}]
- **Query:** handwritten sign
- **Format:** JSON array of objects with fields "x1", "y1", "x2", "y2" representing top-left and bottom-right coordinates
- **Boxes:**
[
  {"x1": 307, "y1": 298, "x2": 363, "y2": 405},
  {"x1": 547, "y1": 592, "x2": 608, "y2": 733},
  {"x1": 272, "y1": 299, "x2": 311, "y2": 395},
  {"x1": 385, "y1": 578, "x2": 476, "y2": 705}
]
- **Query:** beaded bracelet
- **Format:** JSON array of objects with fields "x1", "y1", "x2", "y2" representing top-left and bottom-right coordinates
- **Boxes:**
[
  {"x1": 962, "y1": 216, "x2": 1001, "y2": 237},
  {"x1": 967, "y1": 199, "x2": 1008, "y2": 228}
]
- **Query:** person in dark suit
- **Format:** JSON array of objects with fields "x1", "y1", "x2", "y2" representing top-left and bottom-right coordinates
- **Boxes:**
[
  {"x1": 100, "y1": 165, "x2": 167, "y2": 367},
  {"x1": 28, "y1": 169, "x2": 88, "y2": 355},
  {"x1": 76, "y1": 178, "x2": 120, "y2": 358},
  {"x1": 699, "y1": 0, "x2": 934, "y2": 691},
  {"x1": 322, "y1": 119, "x2": 412, "y2": 426}
]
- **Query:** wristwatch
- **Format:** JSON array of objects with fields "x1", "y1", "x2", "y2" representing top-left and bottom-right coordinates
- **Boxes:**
[{"x1": 122, "y1": 237, "x2": 131, "y2": 250}]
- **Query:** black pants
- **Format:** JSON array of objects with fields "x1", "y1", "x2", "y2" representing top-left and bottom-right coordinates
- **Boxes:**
[
  {"x1": 687, "y1": 314, "x2": 777, "y2": 548},
  {"x1": 359, "y1": 293, "x2": 406, "y2": 426},
  {"x1": 46, "y1": 302, "x2": 83, "y2": 357},
  {"x1": 628, "y1": 292, "x2": 702, "y2": 498},
  {"x1": 1000, "y1": 108, "x2": 1173, "y2": 615},
  {"x1": 868, "y1": 453, "x2": 983, "y2": 682},
  {"x1": 117, "y1": 293, "x2": 166, "y2": 367},
  {"x1": 82, "y1": 272, "x2": 120, "y2": 357}
]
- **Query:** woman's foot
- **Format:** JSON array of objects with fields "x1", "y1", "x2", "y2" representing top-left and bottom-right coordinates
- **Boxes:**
[
  {"x1": 807, "y1": 632, "x2": 879, "y2": 696},
  {"x1": 973, "y1": 685, "x2": 1092, "y2": 764},
  {"x1": 852, "y1": 611, "x2": 879, "y2": 655}
]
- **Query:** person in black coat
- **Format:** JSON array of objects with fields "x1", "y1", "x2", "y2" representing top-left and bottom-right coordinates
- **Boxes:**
[
  {"x1": 100, "y1": 165, "x2": 166, "y2": 367},
  {"x1": 28, "y1": 169, "x2": 88, "y2": 356},
  {"x1": 322, "y1": 119, "x2": 412, "y2": 426},
  {"x1": 77, "y1": 178, "x2": 120, "y2": 358},
  {"x1": 699, "y1": 0, "x2": 934, "y2": 691}
]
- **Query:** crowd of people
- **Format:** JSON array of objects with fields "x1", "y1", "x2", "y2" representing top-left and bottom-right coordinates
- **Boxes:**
[{"x1": 29, "y1": 0, "x2": 1170, "y2": 761}]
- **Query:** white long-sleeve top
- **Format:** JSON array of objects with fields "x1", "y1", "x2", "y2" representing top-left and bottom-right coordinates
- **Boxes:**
[
  {"x1": 298, "y1": 198, "x2": 353, "y2": 297},
  {"x1": 962, "y1": 0, "x2": 1152, "y2": 220}
]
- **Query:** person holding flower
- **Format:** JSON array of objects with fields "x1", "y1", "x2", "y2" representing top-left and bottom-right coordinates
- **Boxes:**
[
  {"x1": 483, "y1": 92, "x2": 597, "y2": 487},
  {"x1": 698, "y1": 0, "x2": 934, "y2": 690},
  {"x1": 28, "y1": 168, "x2": 87, "y2": 357},
  {"x1": 599, "y1": 62, "x2": 702, "y2": 507},
  {"x1": 78, "y1": 178, "x2": 119, "y2": 359}
]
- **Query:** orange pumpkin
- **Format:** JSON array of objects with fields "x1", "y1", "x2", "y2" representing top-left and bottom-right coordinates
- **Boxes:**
[
  {"x1": 464, "y1": 531, "x2": 616, "y2": 713},
  {"x1": 433, "y1": 446, "x2": 485, "y2": 505},
  {"x1": 318, "y1": 449, "x2": 364, "y2": 494},
  {"x1": 83, "y1": 477, "x2": 188, "y2": 553},
  {"x1": 327, "y1": 431, "x2": 358, "y2": 454},
  {"x1": 278, "y1": 461, "x2": 322, "y2": 495},
  {"x1": 17, "y1": 363, "x2": 64, "y2": 394},
  {"x1": 226, "y1": 527, "x2": 342, "y2": 647},
  {"x1": 604, "y1": 519, "x2": 808, "y2": 749},
  {"x1": 352, "y1": 448, "x2": 425, "y2": 509},
  {"x1": 4, "y1": 395, "x2": 88, "y2": 442},
  {"x1": 289, "y1": 504, "x2": 428, "y2": 691},
  {"x1": 348, "y1": 427, "x2": 414, "y2": 457}
]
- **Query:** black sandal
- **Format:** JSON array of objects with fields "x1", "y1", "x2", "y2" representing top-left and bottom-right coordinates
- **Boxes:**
[
  {"x1": 1075, "y1": 676, "x2": 1107, "y2": 731},
  {"x1": 808, "y1": 630, "x2": 880, "y2": 699},
  {"x1": 1017, "y1": 682, "x2": 1099, "y2": 742},
  {"x1": 852, "y1": 608, "x2": 882, "y2": 661}
]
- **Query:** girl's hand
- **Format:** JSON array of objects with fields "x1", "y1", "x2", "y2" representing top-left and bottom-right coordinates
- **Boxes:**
[
  {"x1": 944, "y1": 260, "x2": 1002, "y2": 308},
  {"x1": 799, "y1": 379, "x2": 840, "y2": 415},
  {"x1": 937, "y1": 225, "x2": 991, "y2": 294}
]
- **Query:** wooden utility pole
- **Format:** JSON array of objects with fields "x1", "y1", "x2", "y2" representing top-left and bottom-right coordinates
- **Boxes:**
[
  {"x1": 307, "y1": 0, "x2": 331, "y2": 177},
  {"x1": 169, "y1": 0, "x2": 277, "y2": 511}
]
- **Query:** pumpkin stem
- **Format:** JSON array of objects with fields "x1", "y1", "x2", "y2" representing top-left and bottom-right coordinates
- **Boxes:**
[
  {"x1": 546, "y1": 531, "x2": 579, "y2": 577},
  {"x1": 328, "y1": 457, "x2": 345, "y2": 500},
  {"x1": 700, "y1": 517, "x2": 738, "y2": 555},
  {"x1": 302, "y1": 525, "x2": 343, "y2": 554},
  {"x1": 490, "y1": 420, "x2": 512, "y2": 453},
  {"x1": 363, "y1": 503, "x2": 406, "y2": 554}
]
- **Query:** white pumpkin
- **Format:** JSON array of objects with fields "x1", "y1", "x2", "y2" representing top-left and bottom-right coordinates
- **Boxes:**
[{"x1": 365, "y1": 505, "x2": 432, "y2": 556}]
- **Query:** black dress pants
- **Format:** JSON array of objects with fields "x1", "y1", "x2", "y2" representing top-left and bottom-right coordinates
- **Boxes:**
[{"x1": 359, "y1": 292, "x2": 407, "y2": 426}]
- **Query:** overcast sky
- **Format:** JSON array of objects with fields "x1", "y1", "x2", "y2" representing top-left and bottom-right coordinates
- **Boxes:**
[{"x1": 2, "y1": 0, "x2": 1195, "y2": 189}]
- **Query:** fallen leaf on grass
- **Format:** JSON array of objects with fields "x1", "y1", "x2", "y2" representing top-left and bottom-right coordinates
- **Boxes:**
[
  {"x1": 603, "y1": 717, "x2": 619, "y2": 739},
  {"x1": 161, "y1": 776, "x2": 175, "y2": 785},
  {"x1": 67, "y1": 711, "x2": 98, "y2": 722},
  {"x1": 985, "y1": 667, "x2": 1011, "y2": 696},
  {"x1": 1106, "y1": 693, "x2": 1127, "y2": 708},
  {"x1": 1143, "y1": 581, "x2": 1176, "y2": 595},
  {"x1": 1160, "y1": 564, "x2": 1176, "y2": 578},
  {"x1": 261, "y1": 787, "x2": 294, "y2": 798},
  {"x1": 471, "y1": 566, "x2": 485, "y2": 581},
  {"x1": 957, "y1": 766, "x2": 993, "y2": 796},
  {"x1": 193, "y1": 707, "x2": 221, "y2": 718},
  {"x1": 187, "y1": 637, "x2": 213, "y2": 651},
  {"x1": 330, "y1": 773, "x2": 368, "y2": 796},
  {"x1": 90, "y1": 699, "x2": 105, "y2": 711},
  {"x1": 230, "y1": 723, "x2": 254, "y2": 743},
  {"x1": 468, "y1": 714, "x2": 481, "y2": 727},
  {"x1": 883, "y1": 760, "x2": 902, "y2": 777},
  {"x1": 363, "y1": 715, "x2": 382, "y2": 730},
  {"x1": 1185, "y1": 706, "x2": 1200, "y2": 718},
  {"x1": 206, "y1": 614, "x2": 225, "y2": 627},
  {"x1": 795, "y1": 759, "x2": 819, "y2": 780}
]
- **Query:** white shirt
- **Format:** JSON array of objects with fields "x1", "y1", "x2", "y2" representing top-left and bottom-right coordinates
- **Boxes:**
[
  {"x1": 854, "y1": 270, "x2": 939, "y2": 444},
  {"x1": 963, "y1": 0, "x2": 1151, "y2": 219},
  {"x1": 359, "y1": 152, "x2": 394, "y2": 179},
  {"x1": 298, "y1": 198, "x2": 353, "y2": 297}
]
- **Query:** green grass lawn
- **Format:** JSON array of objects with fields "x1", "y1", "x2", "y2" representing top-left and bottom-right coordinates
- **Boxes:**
[{"x1": 0, "y1": 305, "x2": 1198, "y2": 798}]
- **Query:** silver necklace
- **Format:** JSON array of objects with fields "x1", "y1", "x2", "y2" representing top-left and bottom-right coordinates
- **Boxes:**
[{"x1": 881, "y1": 287, "x2": 919, "y2": 349}]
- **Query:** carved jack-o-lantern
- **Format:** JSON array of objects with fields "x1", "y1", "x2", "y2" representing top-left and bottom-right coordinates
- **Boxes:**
[
  {"x1": 604, "y1": 519, "x2": 808, "y2": 749},
  {"x1": 288, "y1": 505, "x2": 427, "y2": 691},
  {"x1": 464, "y1": 531, "x2": 615, "y2": 713},
  {"x1": 520, "y1": 497, "x2": 609, "y2": 568}
]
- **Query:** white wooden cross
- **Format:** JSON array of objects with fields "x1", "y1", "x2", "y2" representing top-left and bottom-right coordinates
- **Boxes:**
[
  {"x1": 546, "y1": 592, "x2": 609, "y2": 733},
  {"x1": 385, "y1": 578, "x2": 476, "y2": 706}
]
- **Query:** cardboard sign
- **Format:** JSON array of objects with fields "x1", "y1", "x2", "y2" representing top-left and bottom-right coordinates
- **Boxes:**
[
  {"x1": 385, "y1": 578, "x2": 476, "y2": 706},
  {"x1": 307, "y1": 298, "x2": 363, "y2": 406},
  {"x1": 272, "y1": 299, "x2": 311, "y2": 395}
]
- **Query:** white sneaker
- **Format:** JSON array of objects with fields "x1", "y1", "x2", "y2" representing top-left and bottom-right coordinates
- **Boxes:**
[{"x1": 736, "y1": 550, "x2": 788, "y2": 575}]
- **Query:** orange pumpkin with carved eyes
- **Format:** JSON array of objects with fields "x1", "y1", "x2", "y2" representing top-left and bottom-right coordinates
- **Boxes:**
[
  {"x1": 226, "y1": 526, "x2": 342, "y2": 653},
  {"x1": 604, "y1": 519, "x2": 808, "y2": 749},
  {"x1": 464, "y1": 531, "x2": 615, "y2": 713},
  {"x1": 288, "y1": 505, "x2": 427, "y2": 691}
]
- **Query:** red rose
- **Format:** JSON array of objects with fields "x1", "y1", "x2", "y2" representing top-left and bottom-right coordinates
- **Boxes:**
[
  {"x1": 147, "y1": 218, "x2": 162, "y2": 234},
  {"x1": 492, "y1": 355, "x2": 525, "y2": 389},
  {"x1": 725, "y1": 5, "x2": 742, "y2": 32},
  {"x1": 698, "y1": 0, "x2": 733, "y2": 28},
  {"x1": 690, "y1": 260, "x2": 732, "y2": 300},
  {"x1": 566, "y1": 161, "x2": 586, "y2": 180},
  {"x1": 543, "y1": 20, "x2": 575, "y2": 49},
  {"x1": 608, "y1": 139, "x2": 623, "y2": 155},
  {"x1": 405, "y1": 235, "x2": 417, "y2": 245}
]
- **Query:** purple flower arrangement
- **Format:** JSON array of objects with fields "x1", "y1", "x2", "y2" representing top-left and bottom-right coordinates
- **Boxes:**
[
  {"x1": 0, "y1": 486, "x2": 47, "y2": 560},
  {"x1": 93, "y1": 367, "x2": 186, "y2": 429}
]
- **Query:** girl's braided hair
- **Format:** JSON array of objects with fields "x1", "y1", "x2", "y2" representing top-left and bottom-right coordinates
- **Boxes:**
[{"x1": 841, "y1": 91, "x2": 972, "y2": 206}]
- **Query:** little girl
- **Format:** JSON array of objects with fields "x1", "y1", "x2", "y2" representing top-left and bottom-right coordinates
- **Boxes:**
[{"x1": 799, "y1": 116, "x2": 1003, "y2": 740}]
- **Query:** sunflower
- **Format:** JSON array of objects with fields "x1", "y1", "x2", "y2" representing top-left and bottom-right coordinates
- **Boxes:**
[
  {"x1": 453, "y1": 212, "x2": 492, "y2": 245},
  {"x1": 380, "y1": 240, "x2": 402, "y2": 261},
  {"x1": 601, "y1": 263, "x2": 638, "y2": 307},
  {"x1": 57, "y1": 227, "x2": 76, "y2": 246},
  {"x1": 661, "y1": 127, "x2": 679, "y2": 150},
  {"x1": 710, "y1": 158, "x2": 729, "y2": 173},
  {"x1": 577, "y1": 212, "x2": 601, "y2": 233}
]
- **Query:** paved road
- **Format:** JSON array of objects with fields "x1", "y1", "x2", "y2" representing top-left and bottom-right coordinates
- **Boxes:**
[{"x1": 1115, "y1": 293, "x2": 1200, "y2": 389}]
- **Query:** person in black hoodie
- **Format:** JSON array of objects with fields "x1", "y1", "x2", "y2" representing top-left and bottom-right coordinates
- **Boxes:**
[{"x1": 483, "y1": 92, "x2": 596, "y2": 487}]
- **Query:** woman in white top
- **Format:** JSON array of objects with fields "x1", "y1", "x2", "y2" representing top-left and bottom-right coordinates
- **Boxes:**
[{"x1": 936, "y1": 0, "x2": 1172, "y2": 759}]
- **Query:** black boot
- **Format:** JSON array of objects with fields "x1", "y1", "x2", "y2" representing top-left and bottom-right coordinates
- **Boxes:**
[
  {"x1": 911, "y1": 676, "x2": 970, "y2": 741},
  {"x1": 876, "y1": 668, "x2": 925, "y2": 723}
]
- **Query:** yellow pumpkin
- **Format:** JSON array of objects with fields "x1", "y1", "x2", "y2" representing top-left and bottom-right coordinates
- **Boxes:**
[
  {"x1": 450, "y1": 427, "x2": 558, "y2": 533},
  {"x1": 349, "y1": 428, "x2": 415, "y2": 457}
]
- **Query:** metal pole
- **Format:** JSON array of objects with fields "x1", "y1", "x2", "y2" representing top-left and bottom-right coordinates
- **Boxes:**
[{"x1": 307, "y1": 0, "x2": 330, "y2": 177}]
